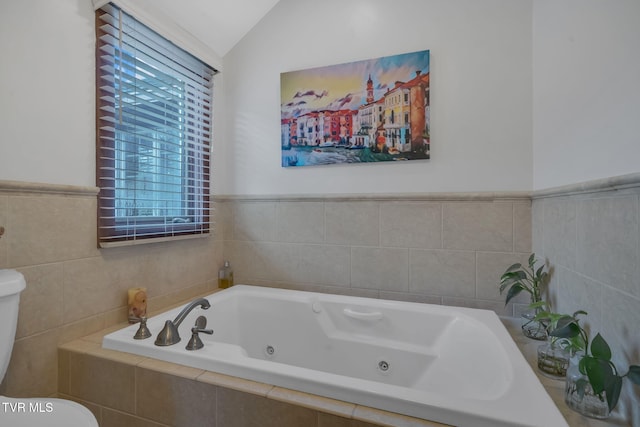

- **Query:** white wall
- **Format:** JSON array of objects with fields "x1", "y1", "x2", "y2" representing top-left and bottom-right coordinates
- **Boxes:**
[
  {"x1": 3, "y1": 0, "x2": 639, "y2": 195},
  {"x1": 0, "y1": 0, "x2": 225, "y2": 189},
  {"x1": 0, "y1": 0, "x2": 96, "y2": 187},
  {"x1": 532, "y1": 0, "x2": 640, "y2": 191},
  {"x1": 221, "y1": 0, "x2": 533, "y2": 195}
]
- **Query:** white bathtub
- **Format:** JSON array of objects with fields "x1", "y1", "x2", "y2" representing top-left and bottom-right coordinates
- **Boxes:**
[{"x1": 103, "y1": 285, "x2": 568, "y2": 427}]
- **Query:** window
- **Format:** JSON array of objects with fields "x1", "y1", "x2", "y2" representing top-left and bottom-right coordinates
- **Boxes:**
[{"x1": 95, "y1": 3, "x2": 217, "y2": 246}]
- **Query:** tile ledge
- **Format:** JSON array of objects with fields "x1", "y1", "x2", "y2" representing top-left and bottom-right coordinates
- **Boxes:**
[
  {"x1": 533, "y1": 172, "x2": 640, "y2": 199},
  {"x1": 0, "y1": 180, "x2": 99, "y2": 196},
  {"x1": 214, "y1": 191, "x2": 531, "y2": 202}
]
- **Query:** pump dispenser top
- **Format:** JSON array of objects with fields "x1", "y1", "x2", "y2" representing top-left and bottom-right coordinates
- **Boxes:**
[{"x1": 218, "y1": 261, "x2": 234, "y2": 289}]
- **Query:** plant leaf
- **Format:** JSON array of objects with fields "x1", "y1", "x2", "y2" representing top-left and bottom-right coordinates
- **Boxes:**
[
  {"x1": 499, "y1": 272, "x2": 526, "y2": 293},
  {"x1": 505, "y1": 283, "x2": 527, "y2": 305},
  {"x1": 528, "y1": 301, "x2": 547, "y2": 310},
  {"x1": 591, "y1": 333, "x2": 612, "y2": 361},
  {"x1": 504, "y1": 263, "x2": 522, "y2": 273},
  {"x1": 605, "y1": 374, "x2": 623, "y2": 412},
  {"x1": 528, "y1": 253, "x2": 536, "y2": 269},
  {"x1": 499, "y1": 277, "x2": 519, "y2": 294},
  {"x1": 585, "y1": 357, "x2": 614, "y2": 396},
  {"x1": 501, "y1": 271, "x2": 527, "y2": 282},
  {"x1": 550, "y1": 316, "x2": 580, "y2": 338},
  {"x1": 627, "y1": 365, "x2": 640, "y2": 386},
  {"x1": 532, "y1": 310, "x2": 551, "y2": 322}
]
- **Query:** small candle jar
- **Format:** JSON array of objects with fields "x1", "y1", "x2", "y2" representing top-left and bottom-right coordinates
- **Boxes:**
[{"x1": 128, "y1": 287, "x2": 147, "y2": 322}]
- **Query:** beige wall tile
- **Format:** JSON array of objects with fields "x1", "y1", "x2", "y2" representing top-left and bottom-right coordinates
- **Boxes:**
[
  {"x1": 326, "y1": 202, "x2": 379, "y2": 246},
  {"x1": 442, "y1": 296, "x2": 513, "y2": 317},
  {"x1": 5, "y1": 330, "x2": 61, "y2": 397},
  {"x1": 443, "y1": 202, "x2": 513, "y2": 251},
  {"x1": 63, "y1": 256, "x2": 114, "y2": 323},
  {"x1": 0, "y1": 195, "x2": 7, "y2": 268},
  {"x1": 380, "y1": 202, "x2": 441, "y2": 249},
  {"x1": 409, "y1": 249, "x2": 475, "y2": 298},
  {"x1": 277, "y1": 202, "x2": 325, "y2": 243},
  {"x1": 318, "y1": 413, "x2": 381, "y2": 427},
  {"x1": 57, "y1": 348, "x2": 70, "y2": 395},
  {"x1": 233, "y1": 201, "x2": 277, "y2": 242},
  {"x1": 227, "y1": 241, "x2": 300, "y2": 283},
  {"x1": 8, "y1": 195, "x2": 99, "y2": 267},
  {"x1": 268, "y1": 387, "x2": 355, "y2": 419},
  {"x1": 68, "y1": 352, "x2": 136, "y2": 412},
  {"x1": 513, "y1": 202, "x2": 532, "y2": 253},
  {"x1": 378, "y1": 291, "x2": 442, "y2": 305},
  {"x1": 531, "y1": 198, "x2": 544, "y2": 255},
  {"x1": 213, "y1": 200, "x2": 233, "y2": 242},
  {"x1": 601, "y1": 288, "x2": 640, "y2": 426},
  {"x1": 576, "y1": 195, "x2": 638, "y2": 297},
  {"x1": 542, "y1": 198, "x2": 577, "y2": 270},
  {"x1": 351, "y1": 247, "x2": 408, "y2": 292},
  {"x1": 294, "y1": 244, "x2": 351, "y2": 287},
  {"x1": 556, "y1": 267, "x2": 603, "y2": 331},
  {"x1": 217, "y1": 388, "x2": 317, "y2": 427},
  {"x1": 101, "y1": 408, "x2": 167, "y2": 427},
  {"x1": 197, "y1": 371, "x2": 273, "y2": 397},
  {"x1": 476, "y1": 251, "x2": 531, "y2": 302},
  {"x1": 16, "y1": 263, "x2": 64, "y2": 338},
  {"x1": 136, "y1": 367, "x2": 217, "y2": 427},
  {"x1": 353, "y1": 405, "x2": 450, "y2": 427}
]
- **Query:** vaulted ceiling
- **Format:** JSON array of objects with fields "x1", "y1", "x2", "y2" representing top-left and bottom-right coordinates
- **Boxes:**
[{"x1": 135, "y1": 0, "x2": 281, "y2": 57}]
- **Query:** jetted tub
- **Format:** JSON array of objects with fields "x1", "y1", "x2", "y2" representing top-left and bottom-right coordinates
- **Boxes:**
[{"x1": 103, "y1": 285, "x2": 568, "y2": 427}]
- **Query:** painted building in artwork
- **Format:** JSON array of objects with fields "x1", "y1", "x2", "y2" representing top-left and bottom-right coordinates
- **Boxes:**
[
  {"x1": 286, "y1": 110, "x2": 358, "y2": 147},
  {"x1": 356, "y1": 71, "x2": 430, "y2": 154},
  {"x1": 381, "y1": 71, "x2": 430, "y2": 153},
  {"x1": 281, "y1": 71, "x2": 429, "y2": 152}
]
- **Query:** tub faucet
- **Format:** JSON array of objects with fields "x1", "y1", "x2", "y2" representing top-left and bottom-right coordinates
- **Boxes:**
[{"x1": 154, "y1": 297, "x2": 211, "y2": 346}]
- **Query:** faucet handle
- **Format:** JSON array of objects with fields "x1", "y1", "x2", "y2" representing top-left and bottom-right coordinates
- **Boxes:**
[
  {"x1": 185, "y1": 316, "x2": 213, "y2": 350},
  {"x1": 133, "y1": 316, "x2": 152, "y2": 340},
  {"x1": 185, "y1": 326, "x2": 213, "y2": 351}
]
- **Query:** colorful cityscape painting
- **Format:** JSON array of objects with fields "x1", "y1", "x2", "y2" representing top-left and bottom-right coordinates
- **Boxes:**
[{"x1": 281, "y1": 50, "x2": 430, "y2": 167}]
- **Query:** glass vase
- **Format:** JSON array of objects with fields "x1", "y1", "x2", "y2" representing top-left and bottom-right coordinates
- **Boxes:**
[
  {"x1": 521, "y1": 310, "x2": 547, "y2": 340},
  {"x1": 537, "y1": 341, "x2": 570, "y2": 378},
  {"x1": 564, "y1": 354, "x2": 610, "y2": 419}
]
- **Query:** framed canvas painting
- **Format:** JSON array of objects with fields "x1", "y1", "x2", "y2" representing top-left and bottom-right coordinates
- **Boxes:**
[{"x1": 281, "y1": 50, "x2": 430, "y2": 167}]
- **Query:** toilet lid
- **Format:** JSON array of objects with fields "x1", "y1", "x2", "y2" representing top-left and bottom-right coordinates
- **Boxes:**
[
  {"x1": 0, "y1": 270, "x2": 26, "y2": 297},
  {"x1": 0, "y1": 397, "x2": 98, "y2": 427}
]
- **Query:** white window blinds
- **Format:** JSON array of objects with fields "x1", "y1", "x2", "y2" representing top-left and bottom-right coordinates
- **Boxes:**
[{"x1": 96, "y1": 3, "x2": 217, "y2": 246}]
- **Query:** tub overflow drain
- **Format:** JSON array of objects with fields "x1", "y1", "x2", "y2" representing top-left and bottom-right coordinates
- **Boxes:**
[{"x1": 378, "y1": 360, "x2": 390, "y2": 372}]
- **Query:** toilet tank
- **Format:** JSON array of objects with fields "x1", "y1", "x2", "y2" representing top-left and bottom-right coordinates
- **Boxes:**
[{"x1": 0, "y1": 270, "x2": 26, "y2": 383}]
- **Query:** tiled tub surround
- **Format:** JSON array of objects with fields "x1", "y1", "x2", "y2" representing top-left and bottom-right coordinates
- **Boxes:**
[
  {"x1": 532, "y1": 173, "x2": 640, "y2": 426},
  {"x1": 216, "y1": 193, "x2": 533, "y2": 317},
  {"x1": 0, "y1": 180, "x2": 224, "y2": 398}
]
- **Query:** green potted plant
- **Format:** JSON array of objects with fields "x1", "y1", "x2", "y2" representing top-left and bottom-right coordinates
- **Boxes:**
[
  {"x1": 499, "y1": 253, "x2": 549, "y2": 339},
  {"x1": 532, "y1": 307, "x2": 587, "y2": 378},
  {"x1": 549, "y1": 318, "x2": 640, "y2": 419}
]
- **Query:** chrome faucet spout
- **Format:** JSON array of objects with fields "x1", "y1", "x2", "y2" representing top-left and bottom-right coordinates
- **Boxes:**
[
  {"x1": 154, "y1": 297, "x2": 210, "y2": 346},
  {"x1": 172, "y1": 298, "x2": 211, "y2": 329}
]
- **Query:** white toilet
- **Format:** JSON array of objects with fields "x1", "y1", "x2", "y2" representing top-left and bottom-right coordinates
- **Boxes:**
[{"x1": 0, "y1": 269, "x2": 98, "y2": 427}]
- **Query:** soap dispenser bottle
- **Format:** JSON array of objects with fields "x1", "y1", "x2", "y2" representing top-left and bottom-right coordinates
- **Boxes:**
[{"x1": 218, "y1": 260, "x2": 234, "y2": 289}]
